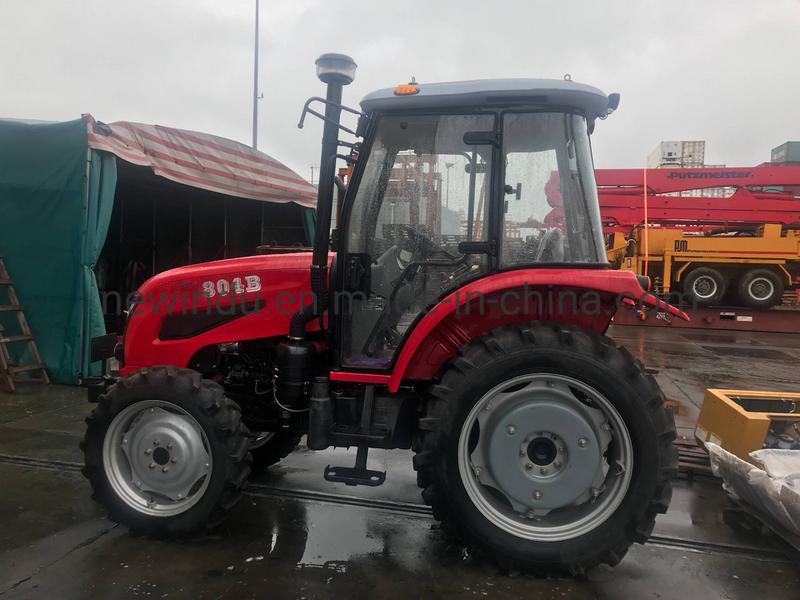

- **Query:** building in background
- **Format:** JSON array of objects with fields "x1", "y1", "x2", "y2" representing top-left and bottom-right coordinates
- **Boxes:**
[
  {"x1": 647, "y1": 140, "x2": 706, "y2": 169},
  {"x1": 647, "y1": 140, "x2": 732, "y2": 198}
]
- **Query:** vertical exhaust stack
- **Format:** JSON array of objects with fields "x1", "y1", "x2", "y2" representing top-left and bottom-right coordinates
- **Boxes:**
[
  {"x1": 277, "y1": 54, "x2": 357, "y2": 419},
  {"x1": 289, "y1": 52, "x2": 357, "y2": 339}
]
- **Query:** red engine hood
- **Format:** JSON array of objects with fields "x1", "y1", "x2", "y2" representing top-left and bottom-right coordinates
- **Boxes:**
[{"x1": 122, "y1": 252, "x2": 325, "y2": 375}]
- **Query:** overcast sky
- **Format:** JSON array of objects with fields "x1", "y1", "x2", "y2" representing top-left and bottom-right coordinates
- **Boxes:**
[{"x1": 1, "y1": 0, "x2": 798, "y2": 179}]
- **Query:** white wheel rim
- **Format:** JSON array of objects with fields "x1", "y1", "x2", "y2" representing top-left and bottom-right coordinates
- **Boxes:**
[
  {"x1": 692, "y1": 275, "x2": 718, "y2": 300},
  {"x1": 748, "y1": 277, "x2": 774, "y2": 301},
  {"x1": 102, "y1": 400, "x2": 213, "y2": 517},
  {"x1": 457, "y1": 373, "x2": 633, "y2": 542}
]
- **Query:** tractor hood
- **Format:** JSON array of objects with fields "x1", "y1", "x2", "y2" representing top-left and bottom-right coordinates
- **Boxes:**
[
  {"x1": 138, "y1": 253, "x2": 314, "y2": 298},
  {"x1": 121, "y1": 252, "x2": 324, "y2": 375}
]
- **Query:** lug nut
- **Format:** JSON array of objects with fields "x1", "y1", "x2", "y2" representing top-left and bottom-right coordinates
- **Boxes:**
[
  {"x1": 474, "y1": 466, "x2": 483, "y2": 477},
  {"x1": 519, "y1": 448, "x2": 526, "y2": 457},
  {"x1": 153, "y1": 440, "x2": 160, "y2": 446},
  {"x1": 144, "y1": 448, "x2": 152, "y2": 455},
  {"x1": 554, "y1": 461, "x2": 562, "y2": 469},
  {"x1": 533, "y1": 490, "x2": 542, "y2": 500},
  {"x1": 149, "y1": 463, "x2": 156, "y2": 469},
  {"x1": 525, "y1": 463, "x2": 533, "y2": 471},
  {"x1": 171, "y1": 457, "x2": 177, "y2": 463},
  {"x1": 507, "y1": 425, "x2": 516, "y2": 435},
  {"x1": 177, "y1": 494, "x2": 183, "y2": 500},
  {"x1": 167, "y1": 443, "x2": 173, "y2": 450},
  {"x1": 578, "y1": 437, "x2": 588, "y2": 448},
  {"x1": 161, "y1": 467, "x2": 169, "y2": 473},
  {"x1": 539, "y1": 467, "x2": 548, "y2": 475}
]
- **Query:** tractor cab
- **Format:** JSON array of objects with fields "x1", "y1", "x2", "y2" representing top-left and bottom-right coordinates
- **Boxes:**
[{"x1": 336, "y1": 78, "x2": 616, "y2": 369}]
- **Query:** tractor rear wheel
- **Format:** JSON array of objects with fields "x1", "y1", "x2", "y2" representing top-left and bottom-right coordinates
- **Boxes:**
[
  {"x1": 413, "y1": 322, "x2": 677, "y2": 575},
  {"x1": 737, "y1": 268, "x2": 784, "y2": 308},
  {"x1": 81, "y1": 366, "x2": 252, "y2": 536}
]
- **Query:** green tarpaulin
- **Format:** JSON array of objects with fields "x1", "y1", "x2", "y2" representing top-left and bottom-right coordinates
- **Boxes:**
[{"x1": 0, "y1": 119, "x2": 116, "y2": 384}]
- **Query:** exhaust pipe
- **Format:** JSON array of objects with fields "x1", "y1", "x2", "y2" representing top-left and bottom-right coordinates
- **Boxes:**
[
  {"x1": 278, "y1": 54, "x2": 357, "y2": 414},
  {"x1": 289, "y1": 52, "x2": 357, "y2": 339}
]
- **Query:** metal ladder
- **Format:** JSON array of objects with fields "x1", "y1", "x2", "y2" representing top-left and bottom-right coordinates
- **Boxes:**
[{"x1": 0, "y1": 257, "x2": 49, "y2": 392}]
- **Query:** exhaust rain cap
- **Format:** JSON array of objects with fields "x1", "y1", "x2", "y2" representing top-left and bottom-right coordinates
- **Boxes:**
[{"x1": 315, "y1": 53, "x2": 357, "y2": 85}]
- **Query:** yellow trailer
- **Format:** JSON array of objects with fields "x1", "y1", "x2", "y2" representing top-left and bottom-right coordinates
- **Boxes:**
[
  {"x1": 695, "y1": 389, "x2": 800, "y2": 462},
  {"x1": 608, "y1": 224, "x2": 800, "y2": 307}
]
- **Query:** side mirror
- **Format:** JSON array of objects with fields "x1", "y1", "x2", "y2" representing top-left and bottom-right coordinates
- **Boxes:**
[{"x1": 607, "y1": 93, "x2": 620, "y2": 115}]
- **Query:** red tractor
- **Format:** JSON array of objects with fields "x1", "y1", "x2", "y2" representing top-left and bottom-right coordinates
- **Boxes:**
[{"x1": 82, "y1": 54, "x2": 682, "y2": 574}]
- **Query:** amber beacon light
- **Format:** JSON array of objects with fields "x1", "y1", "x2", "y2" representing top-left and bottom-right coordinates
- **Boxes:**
[{"x1": 394, "y1": 83, "x2": 420, "y2": 95}]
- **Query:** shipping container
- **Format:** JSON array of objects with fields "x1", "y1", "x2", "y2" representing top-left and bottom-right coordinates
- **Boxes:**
[
  {"x1": 647, "y1": 140, "x2": 706, "y2": 168},
  {"x1": 771, "y1": 142, "x2": 800, "y2": 164}
]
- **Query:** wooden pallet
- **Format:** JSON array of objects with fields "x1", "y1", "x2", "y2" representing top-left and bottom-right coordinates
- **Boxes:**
[{"x1": 0, "y1": 258, "x2": 49, "y2": 392}]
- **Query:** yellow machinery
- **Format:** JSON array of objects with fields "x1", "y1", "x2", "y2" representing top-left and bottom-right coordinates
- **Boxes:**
[
  {"x1": 695, "y1": 389, "x2": 800, "y2": 462},
  {"x1": 608, "y1": 224, "x2": 800, "y2": 307}
]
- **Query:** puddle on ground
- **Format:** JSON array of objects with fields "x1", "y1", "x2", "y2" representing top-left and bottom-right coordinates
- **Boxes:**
[{"x1": 296, "y1": 503, "x2": 384, "y2": 571}]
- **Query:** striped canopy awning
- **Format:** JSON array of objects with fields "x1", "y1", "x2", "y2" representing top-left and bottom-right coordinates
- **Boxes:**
[{"x1": 83, "y1": 114, "x2": 316, "y2": 208}]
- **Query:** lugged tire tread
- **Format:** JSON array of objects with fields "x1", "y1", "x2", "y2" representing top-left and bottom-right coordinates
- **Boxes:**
[
  {"x1": 80, "y1": 366, "x2": 252, "y2": 537},
  {"x1": 413, "y1": 321, "x2": 678, "y2": 575}
]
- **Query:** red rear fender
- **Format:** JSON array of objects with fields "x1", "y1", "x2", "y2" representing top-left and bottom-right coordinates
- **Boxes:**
[{"x1": 382, "y1": 268, "x2": 686, "y2": 391}]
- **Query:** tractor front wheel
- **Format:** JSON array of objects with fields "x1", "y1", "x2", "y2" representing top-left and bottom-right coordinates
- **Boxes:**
[
  {"x1": 81, "y1": 366, "x2": 252, "y2": 536},
  {"x1": 413, "y1": 323, "x2": 677, "y2": 575}
]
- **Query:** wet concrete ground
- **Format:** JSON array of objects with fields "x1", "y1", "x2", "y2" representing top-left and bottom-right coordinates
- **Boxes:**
[{"x1": 0, "y1": 325, "x2": 799, "y2": 599}]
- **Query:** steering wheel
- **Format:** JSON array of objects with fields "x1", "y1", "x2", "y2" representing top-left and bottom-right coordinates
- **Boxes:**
[
  {"x1": 535, "y1": 228, "x2": 566, "y2": 262},
  {"x1": 396, "y1": 224, "x2": 457, "y2": 261}
]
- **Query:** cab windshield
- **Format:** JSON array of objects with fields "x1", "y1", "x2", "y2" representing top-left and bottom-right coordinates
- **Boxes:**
[{"x1": 340, "y1": 111, "x2": 605, "y2": 369}]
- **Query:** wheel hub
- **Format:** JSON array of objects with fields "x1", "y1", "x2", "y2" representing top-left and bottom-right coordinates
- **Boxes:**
[
  {"x1": 481, "y1": 386, "x2": 610, "y2": 511},
  {"x1": 749, "y1": 277, "x2": 773, "y2": 300},
  {"x1": 458, "y1": 374, "x2": 633, "y2": 541},
  {"x1": 104, "y1": 401, "x2": 212, "y2": 516},
  {"x1": 527, "y1": 435, "x2": 559, "y2": 467},
  {"x1": 694, "y1": 275, "x2": 717, "y2": 299}
]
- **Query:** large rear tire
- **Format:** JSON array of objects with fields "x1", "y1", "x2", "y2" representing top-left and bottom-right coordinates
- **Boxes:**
[
  {"x1": 81, "y1": 366, "x2": 252, "y2": 536},
  {"x1": 736, "y1": 268, "x2": 784, "y2": 308},
  {"x1": 413, "y1": 322, "x2": 677, "y2": 575}
]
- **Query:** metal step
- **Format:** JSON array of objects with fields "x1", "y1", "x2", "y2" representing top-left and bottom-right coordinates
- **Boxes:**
[{"x1": 0, "y1": 305, "x2": 21, "y2": 312}]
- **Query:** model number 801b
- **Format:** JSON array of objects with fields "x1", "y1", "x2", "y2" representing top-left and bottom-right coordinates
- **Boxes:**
[{"x1": 202, "y1": 275, "x2": 261, "y2": 298}]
